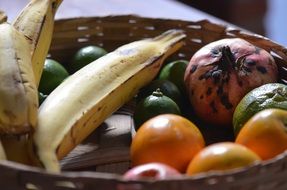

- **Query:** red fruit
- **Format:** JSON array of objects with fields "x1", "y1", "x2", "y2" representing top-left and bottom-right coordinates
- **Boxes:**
[
  {"x1": 184, "y1": 38, "x2": 278, "y2": 126},
  {"x1": 123, "y1": 163, "x2": 181, "y2": 180}
]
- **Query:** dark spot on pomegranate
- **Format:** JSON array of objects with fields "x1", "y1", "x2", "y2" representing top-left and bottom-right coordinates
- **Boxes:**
[
  {"x1": 245, "y1": 59, "x2": 256, "y2": 66},
  {"x1": 206, "y1": 87, "x2": 212, "y2": 96},
  {"x1": 212, "y1": 70, "x2": 222, "y2": 80},
  {"x1": 200, "y1": 95, "x2": 204, "y2": 99},
  {"x1": 210, "y1": 101, "x2": 217, "y2": 113},
  {"x1": 217, "y1": 86, "x2": 224, "y2": 95},
  {"x1": 243, "y1": 66, "x2": 252, "y2": 73},
  {"x1": 204, "y1": 70, "x2": 213, "y2": 79},
  {"x1": 212, "y1": 71, "x2": 222, "y2": 84},
  {"x1": 211, "y1": 49, "x2": 220, "y2": 57},
  {"x1": 256, "y1": 66, "x2": 267, "y2": 74},
  {"x1": 238, "y1": 80, "x2": 243, "y2": 87},
  {"x1": 222, "y1": 74, "x2": 230, "y2": 83},
  {"x1": 220, "y1": 94, "x2": 233, "y2": 110},
  {"x1": 198, "y1": 74, "x2": 205, "y2": 80},
  {"x1": 190, "y1": 65, "x2": 197, "y2": 73}
]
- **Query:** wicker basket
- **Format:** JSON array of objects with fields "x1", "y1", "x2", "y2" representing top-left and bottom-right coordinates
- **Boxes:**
[{"x1": 1, "y1": 15, "x2": 287, "y2": 190}]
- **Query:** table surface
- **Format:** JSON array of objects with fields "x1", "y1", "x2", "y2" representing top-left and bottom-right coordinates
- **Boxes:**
[{"x1": 1, "y1": 0, "x2": 229, "y2": 26}]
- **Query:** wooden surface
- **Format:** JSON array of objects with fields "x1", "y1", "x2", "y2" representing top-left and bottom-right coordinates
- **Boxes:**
[{"x1": 0, "y1": 0, "x2": 226, "y2": 25}]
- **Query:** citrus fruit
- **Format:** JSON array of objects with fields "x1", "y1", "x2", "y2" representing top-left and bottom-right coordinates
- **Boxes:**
[
  {"x1": 133, "y1": 88, "x2": 181, "y2": 130},
  {"x1": 158, "y1": 59, "x2": 188, "y2": 94},
  {"x1": 130, "y1": 114, "x2": 205, "y2": 173},
  {"x1": 71, "y1": 45, "x2": 107, "y2": 72},
  {"x1": 236, "y1": 109, "x2": 287, "y2": 160},
  {"x1": 186, "y1": 142, "x2": 261, "y2": 175},
  {"x1": 38, "y1": 59, "x2": 69, "y2": 95},
  {"x1": 233, "y1": 83, "x2": 287, "y2": 136},
  {"x1": 137, "y1": 79, "x2": 183, "y2": 107}
]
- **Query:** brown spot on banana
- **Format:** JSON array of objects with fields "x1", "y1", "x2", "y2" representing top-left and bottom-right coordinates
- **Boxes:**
[{"x1": 13, "y1": 0, "x2": 63, "y2": 85}]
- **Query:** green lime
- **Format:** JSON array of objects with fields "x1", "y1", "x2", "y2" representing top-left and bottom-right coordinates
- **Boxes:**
[
  {"x1": 38, "y1": 92, "x2": 48, "y2": 105},
  {"x1": 134, "y1": 88, "x2": 181, "y2": 130},
  {"x1": 158, "y1": 59, "x2": 189, "y2": 94},
  {"x1": 71, "y1": 45, "x2": 107, "y2": 72},
  {"x1": 38, "y1": 59, "x2": 69, "y2": 95},
  {"x1": 137, "y1": 79, "x2": 183, "y2": 108},
  {"x1": 233, "y1": 83, "x2": 287, "y2": 136}
]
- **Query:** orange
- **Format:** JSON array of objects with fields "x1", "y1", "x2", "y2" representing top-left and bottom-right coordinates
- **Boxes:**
[
  {"x1": 130, "y1": 114, "x2": 205, "y2": 173},
  {"x1": 186, "y1": 142, "x2": 261, "y2": 175},
  {"x1": 235, "y1": 109, "x2": 287, "y2": 160}
]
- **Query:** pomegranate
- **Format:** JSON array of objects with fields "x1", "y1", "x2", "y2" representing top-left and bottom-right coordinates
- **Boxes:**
[
  {"x1": 184, "y1": 38, "x2": 278, "y2": 126},
  {"x1": 123, "y1": 163, "x2": 181, "y2": 180}
]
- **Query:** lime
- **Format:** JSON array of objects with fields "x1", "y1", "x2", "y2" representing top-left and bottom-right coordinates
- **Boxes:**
[
  {"x1": 134, "y1": 89, "x2": 181, "y2": 130},
  {"x1": 233, "y1": 83, "x2": 287, "y2": 136},
  {"x1": 38, "y1": 59, "x2": 69, "y2": 95},
  {"x1": 158, "y1": 59, "x2": 189, "y2": 94},
  {"x1": 137, "y1": 79, "x2": 183, "y2": 108},
  {"x1": 71, "y1": 45, "x2": 107, "y2": 72}
]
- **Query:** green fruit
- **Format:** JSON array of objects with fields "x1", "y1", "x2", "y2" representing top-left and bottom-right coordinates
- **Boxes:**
[
  {"x1": 158, "y1": 59, "x2": 188, "y2": 94},
  {"x1": 137, "y1": 79, "x2": 183, "y2": 108},
  {"x1": 71, "y1": 45, "x2": 107, "y2": 72},
  {"x1": 38, "y1": 59, "x2": 69, "y2": 95},
  {"x1": 233, "y1": 83, "x2": 287, "y2": 136},
  {"x1": 134, "y1": 89, "x2": 181, "y2": 130}
]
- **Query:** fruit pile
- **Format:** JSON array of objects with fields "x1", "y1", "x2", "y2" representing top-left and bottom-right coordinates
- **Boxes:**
[
  {"x1": 125, "y1": 38, "x2": 287, "y2": 179},
  {"x1": 0, "y1": 0, "x2": 286, "y2": 184}
]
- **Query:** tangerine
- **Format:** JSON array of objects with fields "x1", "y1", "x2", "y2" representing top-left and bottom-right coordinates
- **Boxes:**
[
  {"x1": 235, "y1": 109, "x2": 287, "y2": 160},
  {"x1": 186, "y1": 142, "x2": 261, "y2": 175},
  {"x1": 130, "y1": 114, "x2": 205, "y2": 173}
]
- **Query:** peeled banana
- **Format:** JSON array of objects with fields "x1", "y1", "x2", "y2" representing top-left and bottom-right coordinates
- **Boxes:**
[
  {"x1": 0, "y1": 23, "x2": 38, "y2": 134},
  {"x1": 13, "y1": 0, "x2": 63, "y2": 85},
  {"x1": 33, "y1": 30, "x2": 186, "y2": 172}
]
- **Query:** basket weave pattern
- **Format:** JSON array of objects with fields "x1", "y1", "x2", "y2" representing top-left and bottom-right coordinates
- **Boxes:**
[{"x1": 1, "y1": 15, "x2": 287, "y2": 190}]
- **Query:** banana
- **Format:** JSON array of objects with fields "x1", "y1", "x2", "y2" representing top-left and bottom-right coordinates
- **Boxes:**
[
  {"x1": 0, "y1": 23, "x2": 38, "y2": 134},
  {"x1": 13, "y1": 0, "x2": 63, "y2": 85},
  {"x1": 0, "y1": 10, "x2": 7, "y2": 23},
  {"x1": 33, "y1": 30, "x2": 186, "y2": 172}
]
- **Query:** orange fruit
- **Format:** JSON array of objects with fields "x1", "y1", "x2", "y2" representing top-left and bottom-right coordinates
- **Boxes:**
[
  {"x1": 186, "y1": 142, "x2": 261, "y2": 175},
  {"x1": 235, "y1": 108, "x2": 287, "y2": 160},
  {"x1": 130, "y1": 114, "x2": 205, "y2": 173}
]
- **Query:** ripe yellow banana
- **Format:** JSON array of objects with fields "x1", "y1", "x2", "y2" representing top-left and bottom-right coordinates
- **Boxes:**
[
  {"x1": 13, "y1": 0, "x2": 63, "y2": 85},
  {"x1": 33, "y1": 30, "x2": 186, "y2": 172},
  {"x1": 0, "y1": 23, "x2": 38, "y2": 134}
]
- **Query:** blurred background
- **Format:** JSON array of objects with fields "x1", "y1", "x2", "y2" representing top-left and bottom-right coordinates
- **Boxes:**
[
  {"x1": 0, "y1": 0, "x2": 286, "y2": 47},
  {"x1": 178, "y1": 0, "x2": 287, "y2": 47}
]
